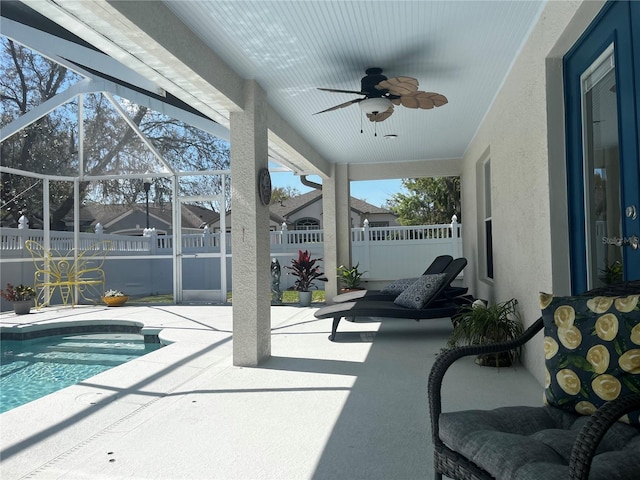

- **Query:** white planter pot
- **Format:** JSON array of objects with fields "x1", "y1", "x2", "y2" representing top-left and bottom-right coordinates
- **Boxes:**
[{"x1": 298, "y1": 291, "x2": 312, "y2": 307}]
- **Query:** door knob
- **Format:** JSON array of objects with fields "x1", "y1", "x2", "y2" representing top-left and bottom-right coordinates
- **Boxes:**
[{"x1": 626, "y1": 205, "x2": 638, "y2": 220}]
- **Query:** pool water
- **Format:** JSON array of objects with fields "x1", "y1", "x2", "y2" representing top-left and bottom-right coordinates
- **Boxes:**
[{"x1": 0, "y1": 333, "x2": 162, "y2": 413}]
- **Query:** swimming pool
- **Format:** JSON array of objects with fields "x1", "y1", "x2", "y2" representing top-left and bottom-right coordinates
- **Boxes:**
[{"x1": 1, "y1": 332, "x2": 162, "y2": 413}]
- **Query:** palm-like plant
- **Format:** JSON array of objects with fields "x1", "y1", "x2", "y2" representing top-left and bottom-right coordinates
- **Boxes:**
[
  {"x1": 601, "y1": 260, "x2": 623, "y2": 285},
  {"x1": 337, "y1": 263, "x2": 367, "y2": 289},
  {"x1": 446, "y1": 298, "x2": 523, "y2": 367},
  {"x1": 285, "y1": 250, "x2": 327, "y2": 292}
]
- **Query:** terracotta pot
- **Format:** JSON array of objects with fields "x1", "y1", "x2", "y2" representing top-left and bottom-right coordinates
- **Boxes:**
[
  {"x1": 13, "y1": 300, "x2": 32, "y2": 315},
  {"x1": 102, "y1": 295, "x2": 129, "y2": 307}
]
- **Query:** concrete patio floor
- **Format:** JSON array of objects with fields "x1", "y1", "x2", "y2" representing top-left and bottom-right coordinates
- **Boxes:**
[{"x1": 0, "y1": 303, "x2": 542, "y2": 479}]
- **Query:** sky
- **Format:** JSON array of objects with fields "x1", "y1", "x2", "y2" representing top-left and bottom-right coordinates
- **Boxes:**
[{"x1": 270, "y1": 171, "x2": 403, "y2": 208}]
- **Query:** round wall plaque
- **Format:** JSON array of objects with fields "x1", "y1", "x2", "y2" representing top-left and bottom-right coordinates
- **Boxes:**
[{"x1": 258, "y1": 167, "x2": 272, "y2": 205}]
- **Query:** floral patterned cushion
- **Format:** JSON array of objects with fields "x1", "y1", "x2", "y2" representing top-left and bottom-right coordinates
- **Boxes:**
[
  {"x1": 394, "y1": 273, "x2": 447, "y2": 309},
  {"x1": 540, "y1": 292, "x2": 640, "y2": 426},
  {"x1": 381, "y1": 277, "x2": 419, "y2": 295}
]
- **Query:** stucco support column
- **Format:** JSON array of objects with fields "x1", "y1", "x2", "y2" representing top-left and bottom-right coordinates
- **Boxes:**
[
  {"x1": 230, "y1": 80, "x2": 270, "y2": 366},
  {"x1": 322, "y1": 163, "x2": 351, "y2": 303}
]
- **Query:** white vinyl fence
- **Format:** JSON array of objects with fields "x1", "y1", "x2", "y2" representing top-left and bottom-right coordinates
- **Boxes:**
[{"x1": 0, "y1": 220, "x2": 461, "y2": 308}]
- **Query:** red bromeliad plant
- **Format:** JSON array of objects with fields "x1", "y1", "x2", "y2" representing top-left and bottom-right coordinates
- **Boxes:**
[{"x1": 285, "y1": 249, "x2": 327, "y2": 292}]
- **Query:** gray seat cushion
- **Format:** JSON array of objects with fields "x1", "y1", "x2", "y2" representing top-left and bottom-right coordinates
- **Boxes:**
[{"x1": 439, "y1": 406, "x2": 640, "y2": 480}]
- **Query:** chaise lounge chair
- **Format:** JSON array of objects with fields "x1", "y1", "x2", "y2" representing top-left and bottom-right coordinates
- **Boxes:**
[
  {"x1": 316, "y1": 259, "x2": 469, "y2": 341},
  {"x1": 332, "y1": 256, "x2": 467, "y2": 304}
]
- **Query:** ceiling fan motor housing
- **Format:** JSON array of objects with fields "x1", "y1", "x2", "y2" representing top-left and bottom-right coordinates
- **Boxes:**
[
  {"x1": 314, "y1": 67, "x2": 447, "y2": 121},
  {"x1": 362, "y1": 67, "x2": 388, "y2": 96}
]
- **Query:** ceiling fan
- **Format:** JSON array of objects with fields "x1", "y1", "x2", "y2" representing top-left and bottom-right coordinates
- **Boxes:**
[{"x1": 314, "y1": 67, "x2": 448, "y2": 122}]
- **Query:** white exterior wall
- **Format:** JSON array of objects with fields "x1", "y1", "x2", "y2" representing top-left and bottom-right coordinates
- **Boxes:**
[
  {"x1": 287, "y1": 201, "x2": 325, "y2": 226},
  {"x1": 461, "y1": 0, "x2": 606, "y2": 383}
]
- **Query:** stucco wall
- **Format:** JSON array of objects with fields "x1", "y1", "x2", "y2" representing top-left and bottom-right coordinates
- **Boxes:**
[{"x1": 461, "y1": 0, "x2": 606, "y2": 383}]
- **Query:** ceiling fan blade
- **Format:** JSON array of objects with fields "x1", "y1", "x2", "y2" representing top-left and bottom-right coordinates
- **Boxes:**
[
  {"x1": 367, "y1": 105, "x2": 394, "y2": 122},
  {"x1": 376, "y1": 76, "x2": 419, "y2": 95},
  {"x1": 317, "y1": 87, "x2": 366, "y2": 95},
  {"x1": 400, "y1": 91, "x2": 448, "y2": 109},
  {"x1": 313, "y1": 98, "x2": 362, "y2": 115}
]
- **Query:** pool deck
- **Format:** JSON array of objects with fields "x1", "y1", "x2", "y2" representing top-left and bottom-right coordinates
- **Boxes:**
[{"x1": 0, "y1": 303, "x2": 542, "y2": 479}]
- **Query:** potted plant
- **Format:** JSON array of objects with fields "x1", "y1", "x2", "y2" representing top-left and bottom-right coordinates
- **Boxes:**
[
  {"x1": 601, "y1": 260, "x2": 623, "y2": 285},
  {"x1": 446, "y1": 298, "x2": 523, "y2": 367},
  {"x1": 285, "y1": 250, "x2": 327, "y2": 306},
  {"x1": 337, "y1": 263, "x2": 367, "y2": 292},
  {"x1": 1, "y1": 283, "x2": 37, "y2": 314},
  {"x1": 102, "y1": 289, "x2": 129, "y2": 307}
]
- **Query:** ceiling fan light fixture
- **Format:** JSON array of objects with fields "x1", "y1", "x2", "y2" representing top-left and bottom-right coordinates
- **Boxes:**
[{"x1": 359, "y1": 97, "x2": 392, "y2": 114}]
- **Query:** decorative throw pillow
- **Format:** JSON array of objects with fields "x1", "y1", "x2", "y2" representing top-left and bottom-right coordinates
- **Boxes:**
[
  {"x1": 540, "y1": 292, "x2": 640, "y2": 426},
  {"x1": 394, "y1": 273, "x2": 448, "y2": 309},
  {"x1": 381, "y1": 277, "x2": 419, "y2": 295}
]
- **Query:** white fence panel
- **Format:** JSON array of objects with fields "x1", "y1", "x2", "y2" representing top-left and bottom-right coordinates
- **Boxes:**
[
  {"x1": 1, "y1": 222, "x2": 462, "y2": 309},
  {"x1": 351, "y1": 223, "x2": 462, "y2": 281},
  {"x1": 353, "y1": 240, "x2": 458, "y2": 281}
]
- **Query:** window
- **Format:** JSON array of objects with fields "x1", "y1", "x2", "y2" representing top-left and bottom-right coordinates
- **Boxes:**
[
  {"x1": 294, "y1": 218, "x2": 320, "y2": 230},
  {"x1": 484, "y1": 160, "x2": 494, "y2": 280}
]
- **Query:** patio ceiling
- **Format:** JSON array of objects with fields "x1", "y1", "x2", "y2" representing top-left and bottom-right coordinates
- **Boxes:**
[
  {"x1": 11, "y1": 0, "x2": 546, "y2": 178},
  {"x1": 162, "y1": 0, "x2": 545, "y2": 168}
]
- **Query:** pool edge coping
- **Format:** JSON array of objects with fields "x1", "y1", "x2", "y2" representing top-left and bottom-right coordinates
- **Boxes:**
[{"x1": 0, "y1": 320, "x2": 161, "y2": 343}]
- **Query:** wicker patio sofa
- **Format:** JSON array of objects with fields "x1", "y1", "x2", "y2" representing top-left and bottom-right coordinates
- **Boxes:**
[{"x1": 428, "y1": 280, "x2": 640, "y2": 480}]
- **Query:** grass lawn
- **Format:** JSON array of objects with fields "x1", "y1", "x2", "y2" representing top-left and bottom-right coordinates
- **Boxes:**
[
  {"x1": 232, "y1": 290, "x2": 326, "y2": 304},
  {"x1": 128, "y1": 294, "x2": 173, "y2": 304},
  {"x1": 129, "y1": 291, "x2": 326, "y2": 304},
  {"x1": 281, "y1": 290, "x2": 325, "y2": 304}
]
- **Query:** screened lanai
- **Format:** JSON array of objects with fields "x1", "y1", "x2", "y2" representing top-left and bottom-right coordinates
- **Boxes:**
[
  {"x1": 1, "y1": 11, "x2": 313, "y2": 306},
  {"x1": 1, "y1": 2, "x2": 335, "y2": 366},
  {"x1": 0, "y1": 17, "x2": 234, "y2": 301}
]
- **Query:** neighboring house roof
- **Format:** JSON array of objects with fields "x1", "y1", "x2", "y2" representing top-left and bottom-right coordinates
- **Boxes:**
[
  {"x1": 46, "y1": 194, "x2": 389, "y2": 232},
  {"x1": 268, "y1": 211, "x2": 287, "y2": 226},
  {"x1": 270, "y1": 190, "x2": 393, "y2": 220},
  {"x1": 349, "y1": 197, "x2": 392, "y2": 216},
  {"x1": 270, "y1": 190, "x2": 322, "y2": 218},
  {"x1": 70, "y1": 203, "x2": 220, "y2": 230},
  {"x1": 182, "y1": 204, "x2": 221, "y2": 228}
]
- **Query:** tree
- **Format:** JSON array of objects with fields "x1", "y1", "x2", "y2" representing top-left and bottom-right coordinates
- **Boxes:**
[
  {"x1": 270, "y1": 185, "x2": 300, "y2": 204},
  {"x1": 385, "y1": 177, "x2": 460, "y2": 225},
  {"x1": 1, "y1": 37, "x2": 231, "y2": 229},
  {"x1": 1, "y1": 38, "x2": 81, "y2": 227}
]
